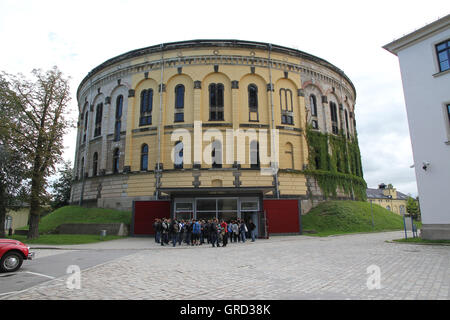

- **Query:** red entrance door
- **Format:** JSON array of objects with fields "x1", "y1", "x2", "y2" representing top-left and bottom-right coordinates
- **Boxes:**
[
  {"x1": 263, "y1": 199, "x2": 300, "y2": 234},
  {"x1": 132, "y1": 201, "x2": 170, "y2": 236}
]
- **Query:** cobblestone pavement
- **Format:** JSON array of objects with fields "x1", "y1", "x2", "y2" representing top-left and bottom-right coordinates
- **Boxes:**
[{"x1": 3, "y1": 231, "x2": 450, "y2": 300}]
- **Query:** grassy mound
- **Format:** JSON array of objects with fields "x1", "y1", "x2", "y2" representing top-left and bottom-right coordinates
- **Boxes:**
[
  {"x1": 302, "y1": 200, "x2": 409, "y2": 237},
  {"x1": 9, "y1": 234, "x2": 125, "y2": 245},
  {"x1": 29, "y1": 205, "x2": 131, "y2": 234}
]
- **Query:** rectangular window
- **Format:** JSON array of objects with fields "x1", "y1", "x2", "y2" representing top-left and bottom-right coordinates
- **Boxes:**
[
  {"x1": 209, "y1": 83, "x2": 224, "y2": 121},
  {"x1": 436, "y1": 39, "x2": 450, "y2": 72},
  {"x1": 447, "y1": 104, "x2": 450, "y2": 125},
  {"x1": 174, "y1": 112, "x2": 184, "y2": 122},
  {"x1": 140, "y1": 89, "x2": 153, "y2": 126},
  {"x1": 312, "y1": 120, "x2": 319, "y2": 129},
  {"x1": 139, "y1": 115, "x2": 152, "y2": 126},
  {"x1": 330, "y1": 102, "x2": 339, "y2": 134},
  {"x1": 114, "y1": 121, "x2": 121, "y2": 141}
]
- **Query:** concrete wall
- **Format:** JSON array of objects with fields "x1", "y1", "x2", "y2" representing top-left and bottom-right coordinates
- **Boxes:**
[
  {"x1": 56, "y1": 223, "x2": 129, "y2": 236},
  {"x1": 396, "y1": 26, "x2": 450, "y2": 228}
]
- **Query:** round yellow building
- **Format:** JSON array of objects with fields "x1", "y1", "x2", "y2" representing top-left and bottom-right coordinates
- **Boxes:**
[{"x1": 71, "y1": 40, "x2": 364, "y2": 235}]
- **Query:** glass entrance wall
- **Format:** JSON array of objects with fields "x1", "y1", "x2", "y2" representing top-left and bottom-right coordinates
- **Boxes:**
[
  {"x1": 196, "y1": 198, "x2": 238, "y2": 221},
  {"x1": 173, "y1": 197, "x2": 259, "y2": 224},
  {"x1": 218, "y1": 211, "x2": 238, "y2": 222},
  {"x1": 196, "y1": 211, "x2": 217, "y2": 221},
  {"x1": 174, "y1": 200, "x2": 194, "y2": 221},
  {"x1": 217, "y1": 198, "x2": 237, "y2": 222},
  {"x1": 240, "y1": 199, "x2": 260, "y2": 237}
]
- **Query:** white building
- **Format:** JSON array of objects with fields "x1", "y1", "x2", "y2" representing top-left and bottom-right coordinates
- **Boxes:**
[{"x1": 383, "y1": 14, "x2": 450, "y2": 240}]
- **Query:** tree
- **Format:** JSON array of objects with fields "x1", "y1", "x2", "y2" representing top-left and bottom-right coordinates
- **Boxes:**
[
  {"x1": 0, "y1": 145, "x2": 28, "y2": 237},
  {"x1": 0, "y1": 75, "x2": 29, "y2": 237},
  {"x1": 0, "y1": 67, "x2": 72, "y2": 239},
  {"x1": 406, "y1": 196, "x2": 420, "y2": 221},
  {"x1": 50, "y1": 160, "x2": 74, "y2": 210}
]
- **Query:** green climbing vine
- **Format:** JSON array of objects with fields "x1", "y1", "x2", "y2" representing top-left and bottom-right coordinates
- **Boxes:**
[{"x1": 304, "y1": 125, "x2": 366, "y2": 201}]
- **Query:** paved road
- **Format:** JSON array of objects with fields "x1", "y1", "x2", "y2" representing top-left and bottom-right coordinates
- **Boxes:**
[
  {"x1": 1, "y1": 231, "x2": 449, "y2": 300},
  {"x1": 0, "y1": 249, "x2": 138, "y2": 297}
]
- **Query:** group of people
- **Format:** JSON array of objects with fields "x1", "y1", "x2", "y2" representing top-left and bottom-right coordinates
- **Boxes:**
[{"x1": 153, "y1": 218, "x2": 257, "y2": 247}]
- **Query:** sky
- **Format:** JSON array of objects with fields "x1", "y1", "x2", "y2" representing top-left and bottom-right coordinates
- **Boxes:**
[{"x1": 1, "y1": 0, "x2": 449, "y2": 197}]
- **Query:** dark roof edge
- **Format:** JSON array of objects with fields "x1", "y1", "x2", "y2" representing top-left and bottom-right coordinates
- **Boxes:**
[{"x1": 77, "y1": 39, "x2": 356, "y2": 100}]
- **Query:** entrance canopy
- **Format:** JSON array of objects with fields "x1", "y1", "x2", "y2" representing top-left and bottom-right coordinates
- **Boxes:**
[{"x1": 159, "y1": 186, "x2": 274, "y2": 197}]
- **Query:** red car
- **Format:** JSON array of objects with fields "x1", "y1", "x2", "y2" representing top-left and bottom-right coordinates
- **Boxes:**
[{"x1": 0, "y1": 239, "x2": 34, "y2": 272}]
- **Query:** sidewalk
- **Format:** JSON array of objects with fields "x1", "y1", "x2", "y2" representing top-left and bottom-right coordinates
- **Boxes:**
[
  {"x1": 29, "y1": 237, "x2": 159, "y2": 250},
  {"x1": 29, "y1": 231, "x2": 405, "y2": 250}
]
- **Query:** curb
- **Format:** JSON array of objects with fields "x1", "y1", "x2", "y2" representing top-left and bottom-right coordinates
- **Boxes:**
[{"x1": 386, "y1": 240, "x2": 450, "y2": 246}]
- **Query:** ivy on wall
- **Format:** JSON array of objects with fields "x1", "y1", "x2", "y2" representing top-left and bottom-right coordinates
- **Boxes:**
[{"x1": 305, "y1": 126, "x2": 366, "y2": 201}]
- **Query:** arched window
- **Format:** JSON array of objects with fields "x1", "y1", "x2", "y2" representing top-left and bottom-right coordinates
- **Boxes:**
[
  {"x1": 174, "y1": 84, "x2": 185, "y2": 122},
  {"x1": 114, "y1": 95, "x2": 123, "y2": 141},
  {"x1": 83, "y1": 105, "x2": 88, "y2": 143},
  {"x1": 140, "y1": 144, "x2": 148, "y2": 171},
  {"x1": 113, "y1": 148, "x2": 120, "y2": 173},
  {"x1": 209, "y1": 83, "x2": 224, "y2": 121},
  {"x1": 310, "y1": 94, "x2": 317, "y2": 117},
  {"x1": 174, "y1": 141, "x2": 183, "y2": 169},
  {"x1": 285, "y1": 142, "x2": 294, "y2": 169},
  {"x1": 139, "y1": 89, "x2": 153, "y2": 126},
  {"x1": 250, "y1": 140, "x2": 260, "y2": 169},
  {"x1": 248, "y1": 84, "x2": 259, "y2": 122},
  {"x1": 93, "y1": 152, "x2": 98, "y2": 176},
  {"x1": 386, "y1": 205, "x2": 391, "y2": 211},
  {"x1": 94, "y1": 103, "x2": 103, "y2": 137},
  {"x1": 280, "y1": 88, "x2": 293, "y2": 125},
  {"x1": 211, "y1": 140, "x2": 222, "y2": 168},
  {"x1": 80, "y1": 157, "x2": 85, "y2": 178},
  {"x1": 330, "y1": 101, "x2": 338, "y2": 134},
  {"x1": 345, "y1": 109, "x2": 350, "y2": 139}
]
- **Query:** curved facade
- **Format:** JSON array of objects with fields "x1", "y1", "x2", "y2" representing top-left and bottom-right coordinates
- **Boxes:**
[{"x1": 71, "y1": 40, "x2": 362, "y2": 216}]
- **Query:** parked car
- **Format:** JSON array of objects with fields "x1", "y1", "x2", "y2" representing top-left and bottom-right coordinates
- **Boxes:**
[{"x1": 0, "y1": 239, "x2": 34, "y2": 272}]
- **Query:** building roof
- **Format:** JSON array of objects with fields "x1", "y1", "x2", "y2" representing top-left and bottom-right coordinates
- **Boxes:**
[
  {"x1": 366, "y1": 188, "x2": 409, "y2": 200},
  {"x1": 383, "y1": 14, "x2": 450, "y2": 55},
  {"x1": 77, "y1": 39, "x2": 356, "y2": 99}
]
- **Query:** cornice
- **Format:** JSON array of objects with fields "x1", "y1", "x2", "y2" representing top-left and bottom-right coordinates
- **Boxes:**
[
  {"x1": 77, "y1": 39, "x2": 356, "y2": 102},
  {"x1": 78, "y1": 53, "x2": 355, "y2": 107}
]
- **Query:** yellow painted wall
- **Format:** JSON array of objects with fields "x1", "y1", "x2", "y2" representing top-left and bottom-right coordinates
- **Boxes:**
[
  {"x1": 5, "y1": 208, "x2": 29, "y2": 232},
  {"x1": 76, "y1": 44, "x2": 355, "y2": 204},
  {"x1": 368, "y1": 198, "x2": 407, "y2": 215}
]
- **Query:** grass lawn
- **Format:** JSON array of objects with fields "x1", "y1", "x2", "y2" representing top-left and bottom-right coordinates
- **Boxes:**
[
  {"x1": 7, "y1": 234, "x2": 125, "y2": 245},
  {"x1": 12, "y1": 205, "x2": 131, "y2": 245},
  {"x1": 302, "y1": 200, "x2": 417, "y2": 237}
]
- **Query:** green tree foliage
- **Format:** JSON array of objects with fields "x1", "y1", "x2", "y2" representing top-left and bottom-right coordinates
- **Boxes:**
[
  {"x1": 0, "y1": 75, "x2": 29, "y2": 237},
  {"x1": 0, "y1": 145, "x2": 28, "y2": 237},
  {"x1": 406, "y1": 196, "x2": 420, "y2": 221},
  {"x1": 0, "y1": 67, "x2": 73, "y2": 239},
  {"x1": 51, "y1": 160, "x2": 74, "y2": 210}
]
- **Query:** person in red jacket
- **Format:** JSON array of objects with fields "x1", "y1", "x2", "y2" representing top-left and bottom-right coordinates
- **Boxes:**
[{"x1": 220, "y1": 220, "x2": 228, "y2": 247}]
